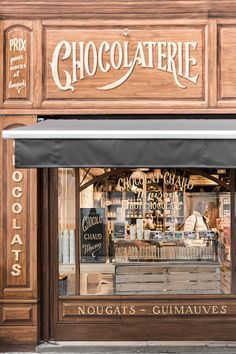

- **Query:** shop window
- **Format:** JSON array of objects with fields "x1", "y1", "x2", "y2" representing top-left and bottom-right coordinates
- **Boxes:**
[
  {"x1": 58, "y1": 168, "x2": 231, "y2": 296},
  {"x1": 58, "y1": 168, "x2": 76, "y2": 296}
]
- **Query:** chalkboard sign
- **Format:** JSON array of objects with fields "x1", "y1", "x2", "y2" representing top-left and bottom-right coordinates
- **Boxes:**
[
  {"x1": 80, "y1": 208, "x2": 106, "y2": 263},
  {"x1": 114, "y1": 222, "x2": 126, "y2": 239}
]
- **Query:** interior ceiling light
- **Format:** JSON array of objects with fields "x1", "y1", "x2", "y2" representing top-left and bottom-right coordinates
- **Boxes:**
[
  {"x1": 130, "y1": 170, "x2": 146, "y2": 179},
  {"x1": 217, "y1": 169, "x2": 226, "y2": 174}
]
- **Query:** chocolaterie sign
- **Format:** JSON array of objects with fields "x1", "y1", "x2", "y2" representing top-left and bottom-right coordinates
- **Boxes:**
[
  {"x1": 50, "y1": 40, "x2": 199, "y2": 91},
  {"x1": 44, "y1": 27, "x2": 204, "y2": 100}
]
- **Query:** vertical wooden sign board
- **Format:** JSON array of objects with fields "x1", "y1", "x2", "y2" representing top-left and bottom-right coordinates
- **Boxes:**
[
  {"x1": 4, "y1": 134, "x2": 28, "y2": 286},
  {"x1": 4, "y1": 26, "x2": 30, "y2": 101},
  {"x1": 1, "y1": 117, "x2": 37, "y2": 296},
  {"x1": 0, "y1": 116, "x2": 38, "y2": 345}
]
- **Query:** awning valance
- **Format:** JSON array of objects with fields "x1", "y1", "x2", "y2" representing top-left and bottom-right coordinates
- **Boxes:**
[{"x1": 3, "y1": 119, "x2": 236, "y2": 168}]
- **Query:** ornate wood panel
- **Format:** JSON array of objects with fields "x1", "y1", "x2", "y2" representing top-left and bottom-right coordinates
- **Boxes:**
[
  {"x1": 0, "y1": 20, "x2": 42, "y2": 110},
  {"x1": 0, "y1": 119, "x2": 2, "y2": 300},
  {"x1": 4, "y1": 25, "x2": 30, "y2": 100},
  {"x1": 1, "y1": 116, "x2": 37, "y2": 297},
  {"x1": 0, "y1": 115, "x2": 38, "y2": 345},
  {"x1": 47, "y1": 166, "x2": 236, "y2": 341},
  {"x1": 54, "y1": 296, "x2": 236, "y2": 341},
  {"x1": 59, "y1": 298, "x2": 236, "y2": 322},
  {"x1": 1, "y1": 1, "x2": 236, "y2": 20},
  {"x1": 0, "y1": 303, "x2": 37, "y2": 325},
  {"x1": 2, "y1": 17, "x2": 236, "y2": 113},
  {"x1": 217, "y1": 20, "x2": 236, "y2": 107},
  {"x1": 42, "y1": 19, "x2": 207, "y2": 110}
]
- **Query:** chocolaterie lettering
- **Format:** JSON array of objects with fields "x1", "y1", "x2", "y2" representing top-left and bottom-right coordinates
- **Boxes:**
[
  {"x1": 50, "y1": 40, "x2": 199, "y2": 91},
  {"x1": 77, "y1": 304, "x2": 228, "y2": 316}
]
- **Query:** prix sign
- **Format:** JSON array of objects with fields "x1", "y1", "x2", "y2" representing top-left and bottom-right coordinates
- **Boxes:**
[
  {"x1": 5, "y1": 25, "x2": 30, "y2": 100},
  {"x1": 50, "y1": 40, "x2": 199, "y2": 91}
]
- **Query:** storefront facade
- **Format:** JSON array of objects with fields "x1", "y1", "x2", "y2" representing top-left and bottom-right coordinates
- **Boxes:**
[{"x1": 2, "y1": 0, "x2": 236, "y2": 345}]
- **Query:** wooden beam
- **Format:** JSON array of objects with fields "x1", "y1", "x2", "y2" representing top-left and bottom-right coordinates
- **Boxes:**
[
  {"x1": 230, "y1": 170, "x2": 236, "y2": 294},
  {"x1": 186, "y1": 169, "x2": 230, "y2": 191},
  {"x1": 79, "y1": 168, "x2": 127, "y2": 192}
]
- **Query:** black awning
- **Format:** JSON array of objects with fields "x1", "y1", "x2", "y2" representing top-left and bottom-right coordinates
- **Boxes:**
[{"x1": 3, "y1": 119, "x2": 236, "y2": 168}]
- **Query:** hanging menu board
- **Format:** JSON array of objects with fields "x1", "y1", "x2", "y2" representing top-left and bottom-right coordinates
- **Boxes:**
[{"x1": 80, "y1": 208, "x2": 106, "y2": 263}]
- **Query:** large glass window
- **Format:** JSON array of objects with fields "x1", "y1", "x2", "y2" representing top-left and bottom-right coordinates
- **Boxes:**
[
  {"x1": 58, "y1": 168, "x2": 76, "y2": 295},
  {"x1": 58, "y1": 168, "x2": 231, "y2": 296}
]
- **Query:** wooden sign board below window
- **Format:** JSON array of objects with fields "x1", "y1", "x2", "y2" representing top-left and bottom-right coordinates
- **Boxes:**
[{"x1": 59, "y1": 299, "x2": 236, "y2": 322}]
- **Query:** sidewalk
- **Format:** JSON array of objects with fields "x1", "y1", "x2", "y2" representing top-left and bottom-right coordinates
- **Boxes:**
[
  {"x1": 37, "y1": 341, "x2": 236, "y2": 353},
  {"x1": 2, "y1": 341, "x2": 236, "y2": 354}
]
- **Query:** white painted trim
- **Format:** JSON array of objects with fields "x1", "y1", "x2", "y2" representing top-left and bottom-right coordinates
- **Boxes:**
[{"x1": 3, "y1": 129, "x2": 236, "y2": 140}]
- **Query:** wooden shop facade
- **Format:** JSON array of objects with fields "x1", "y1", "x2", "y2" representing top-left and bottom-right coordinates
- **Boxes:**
[{"x1": 3, "y1": 0, "x2": 236, "y2": 346}]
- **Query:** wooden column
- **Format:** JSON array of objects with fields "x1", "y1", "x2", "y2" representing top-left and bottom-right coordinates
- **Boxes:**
[
  {"x1": 0, "y1": 115, "x2": 39, "y2": 345},
  {"x1": 231, "y1": 170, "x2": 236, "y2": 294}
]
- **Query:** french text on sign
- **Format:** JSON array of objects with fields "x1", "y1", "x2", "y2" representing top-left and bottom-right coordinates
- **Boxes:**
[{"x1": 9, "y1": 37, "x2": 26, "y2": 51}]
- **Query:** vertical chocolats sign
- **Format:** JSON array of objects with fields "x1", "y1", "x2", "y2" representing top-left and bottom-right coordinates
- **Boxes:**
[
  {"x1": 10, "y1": 141, "x2": 24, "y2": 277},
  {"x1": 80, "y1": 208, "x2": 106, "y2": 262},
  {"x1": 3, "y1": 123, "x2": 29, "y2": 287},
  {"x1": 4, "y1": 26, "x2": 30, "y2": 100}
]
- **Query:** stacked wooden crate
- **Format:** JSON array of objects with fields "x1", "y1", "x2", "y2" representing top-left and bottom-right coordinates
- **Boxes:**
[
  {"x1": 115, "y1": 245, "x2": 215, "y2": 262},
  {"x1": 220, "y1": 259, "x2": 231, "y2": 294},
  {"x1": 115, "y1": 262, "x2": 221, "y2": 295}
]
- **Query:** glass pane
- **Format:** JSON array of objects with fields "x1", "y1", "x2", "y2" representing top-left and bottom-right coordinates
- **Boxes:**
[
  {"x1": 79, "y1": 168, "x2": 231, "y2": 295},
  {"x1": 58, "y1": 168, "x2": 76, "y2": 296},
  {"x1": 57, "y1": 168, "x2": 232, "y2": 296}
]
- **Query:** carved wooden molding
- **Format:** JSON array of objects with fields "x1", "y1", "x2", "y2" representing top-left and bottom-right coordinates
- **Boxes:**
[
  {"x1": 1, "y1": 1, "x2": 236, "y2": 19},
  {"x1": 0, "y1": 115, "x2": 38, "y2": 299}
]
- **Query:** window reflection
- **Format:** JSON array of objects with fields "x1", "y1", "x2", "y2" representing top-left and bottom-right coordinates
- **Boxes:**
[
  {"x1": 58, "y1": 168, "x2": 231, "y2": 296},
  {"x1": 58, "y1": 168, "x2": 76, "y2": 295}
]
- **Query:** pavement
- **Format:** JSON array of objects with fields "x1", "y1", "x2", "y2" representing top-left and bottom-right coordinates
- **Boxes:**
[
  {"x1": 35, "y1": 341, "x2": 236, "y2": 353},
  {"x1": 2, "y1": 341, "x2": 236, "y2": 354}
]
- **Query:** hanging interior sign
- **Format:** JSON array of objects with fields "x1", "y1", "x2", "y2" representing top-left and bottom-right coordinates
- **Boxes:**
[{"x1": 117, "y1": 170, "x2": 194, "y2": 193}]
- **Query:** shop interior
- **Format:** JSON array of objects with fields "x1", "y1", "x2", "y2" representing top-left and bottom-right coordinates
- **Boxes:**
[{"x1": 58, "y1": 168, "x2": 231, "y2": 297}]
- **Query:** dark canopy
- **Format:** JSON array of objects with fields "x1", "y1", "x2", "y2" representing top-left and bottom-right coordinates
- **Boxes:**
[{"x1": 3, "y1": 119, "x2": 236, "y2": 168}]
